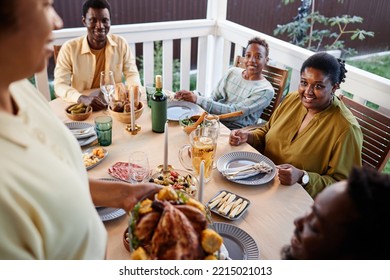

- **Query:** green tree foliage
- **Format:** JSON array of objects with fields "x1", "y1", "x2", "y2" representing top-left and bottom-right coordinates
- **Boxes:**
[{"x1": 274, "y1": 0, "x2": 374, "y2": 57}]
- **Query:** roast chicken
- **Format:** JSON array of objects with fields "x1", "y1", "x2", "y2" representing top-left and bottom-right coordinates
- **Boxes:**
[{"x1": 130, "y1": 186, "x2": 223, "y2": 260}]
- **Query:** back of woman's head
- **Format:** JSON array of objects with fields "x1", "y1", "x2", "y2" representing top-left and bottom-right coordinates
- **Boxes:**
[
  {"x1": 300, "y1": 52, "x2": 347, "y2": 85},
  {"x1": 345, "y1": 167, "x2": 390, "y2": 259}
]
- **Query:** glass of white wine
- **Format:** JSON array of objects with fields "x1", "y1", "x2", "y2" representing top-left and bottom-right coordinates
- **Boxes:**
[{"x1": 100, "y1": 70, "x2": 115, "y2": 107}]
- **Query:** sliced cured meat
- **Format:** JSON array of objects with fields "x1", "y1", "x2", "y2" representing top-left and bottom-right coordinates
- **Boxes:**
[{"x1": 108, "y1": 161, "x2": 129, "y2": 181}]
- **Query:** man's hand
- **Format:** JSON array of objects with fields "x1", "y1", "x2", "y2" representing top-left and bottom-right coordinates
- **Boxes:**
[
  {"x1": 174, "y1": 90, "x2": 197, "y2": 103},
  {"x1": 78, "y1": 91, "x2": 107, "y2": 111}
]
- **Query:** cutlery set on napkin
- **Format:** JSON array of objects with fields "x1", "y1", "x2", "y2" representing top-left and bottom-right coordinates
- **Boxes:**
[
  {"x1": 70, "y1": 127, "x2": 94, "y2": 136},
  {"x1": 66, "y1": 123, "x2": 97, "y2": 146},
  {"x1": 221, "y1": 161, "x2": 273, "y2": 180}
]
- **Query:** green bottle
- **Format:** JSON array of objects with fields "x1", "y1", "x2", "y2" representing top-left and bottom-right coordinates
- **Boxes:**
[{"x1": 151, "y1": 75, "x2": 167, "y2": 133}]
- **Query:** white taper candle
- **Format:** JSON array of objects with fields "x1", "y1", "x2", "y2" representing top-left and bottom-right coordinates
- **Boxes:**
[
  {"x1": 163, "y1": 121, "x2": 168, "y2": 171},
  {"x1": 130, "y1": 86, "x2": 136, "y2": 131},
  {"x1": 198, "y1": 160, "x2": 205, "y2": 203}
]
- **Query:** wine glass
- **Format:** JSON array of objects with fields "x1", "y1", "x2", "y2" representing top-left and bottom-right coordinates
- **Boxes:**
[
  {"x1": 203, "y1": 114, "x2": 220, "y2": 138},
  {"x1": 100, "y1": 70, "x2": 115, "y2": 107},
  {"x1": 203, "y1": 115, "x2": 220, "y2": 169},
  {"x1": 128, "y1": 151, "x2": 150, "y2": 183}
]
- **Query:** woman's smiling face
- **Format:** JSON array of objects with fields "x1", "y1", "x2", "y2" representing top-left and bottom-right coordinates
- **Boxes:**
[{"x1": 298, "y1": 67, "x2": 338, "y2": 113}]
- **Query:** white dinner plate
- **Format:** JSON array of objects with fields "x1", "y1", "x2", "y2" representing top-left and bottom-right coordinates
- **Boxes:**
[
  {"x1": 213, "y1": 222, "x2": 259, "y2": 260},
  {"x1": 96, "y1": 178, "x2": 126, "y2": 221},
  {"x1": 217, "y1": 151, "x2": 276, "y2": 185},
  {"x1": 82, "y1": 147, "x2": 108, "y2": 170},
  {"x1": 167, "y1": 100, "x2": 202, "y2": 121}
]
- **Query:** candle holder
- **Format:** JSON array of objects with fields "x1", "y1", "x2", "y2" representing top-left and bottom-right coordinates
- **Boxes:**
[
  {"x1": 125, "y1": 123, "x2": 141, "y2": 135},
  {"x1": 156, "y1": 164, "x2": 174, "y2": 173}
]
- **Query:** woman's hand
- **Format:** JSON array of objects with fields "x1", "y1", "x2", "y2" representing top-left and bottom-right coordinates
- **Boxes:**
[
  {"x1": 229, "y1": 129, "x2": 249, "y2": 146},
  {"x1": 174, "y1": 90, "x2": 197, "y2": 103},
  {"x1": 276, "y1": 164, "x2": 304, "y2": 186},
  {"x1": 89, "y1": 179, "x2": 162, "y2": 212},
  {"x1": 121, "y1": 183, "x2": 162, "y2": 212}
]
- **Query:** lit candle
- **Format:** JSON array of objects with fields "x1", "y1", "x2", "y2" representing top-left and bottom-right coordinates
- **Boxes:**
[
  {"x1": 198, "y1": 160, "x2": 204, "y2": 203},
  {"x1": 163, "y1": 121, "x2": 168, "y2": 171},
  {"x1": 130, "y1": 85, "x2": 136, "y2": 131}
]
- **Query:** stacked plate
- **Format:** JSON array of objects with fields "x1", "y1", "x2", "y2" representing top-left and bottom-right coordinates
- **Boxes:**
[
  {"x1": 96, "y1": 178, "x2": 126, "y2": 222},
  {"x1": 65, "y1": 122, "x2": 97, "y2": 147}
]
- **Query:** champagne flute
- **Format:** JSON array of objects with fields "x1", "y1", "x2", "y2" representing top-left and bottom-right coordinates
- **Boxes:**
[
  {"x1": 128, "y1": 151, "x2": 150, "y2": 183},
  {"x1": 100, "y1": 70, "x2": 115, "y2": 107}
]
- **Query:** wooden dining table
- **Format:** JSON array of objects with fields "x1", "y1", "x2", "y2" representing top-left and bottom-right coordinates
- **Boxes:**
[{"x1": 49, "y1": 95, "x2": 313, "y2": 260}]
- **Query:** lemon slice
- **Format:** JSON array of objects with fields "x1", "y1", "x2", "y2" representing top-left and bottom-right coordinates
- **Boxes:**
[{"x1": 199, "y1": 136, "x2": 213, "y2": 145}]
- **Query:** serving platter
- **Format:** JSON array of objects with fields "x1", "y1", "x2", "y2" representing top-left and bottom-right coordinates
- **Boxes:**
[
  {"x1": 207, "y1": 190, "x2": 250, "y2": 221},
  {"x1": 213, "y1": 222, "x2": 259, "y2": 260},
  {"x1": 167, "y1": 100, "x2": 202, "y2": 121},
  {"x1": 107, "y1": 162, "x2": 130, "y2": 182},
  {"x1": 217, "y1": 151, "x2": 276, "y2": 186},
  {"x1": 82, "y1": 147, "x2": 108, "y2": 170}
]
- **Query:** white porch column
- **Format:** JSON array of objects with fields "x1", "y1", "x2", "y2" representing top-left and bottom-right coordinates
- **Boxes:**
[
  {"x1": 35, "y1": 69, "x2": 51, "y2": 101},
  {"x1": 204, "y1": 0, "x2": 228, "y2": 96}
]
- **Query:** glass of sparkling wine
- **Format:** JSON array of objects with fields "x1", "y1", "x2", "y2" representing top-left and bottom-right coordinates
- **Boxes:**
[{"x1": 100, "y1": 70, "x2": 115, "y2": 107}]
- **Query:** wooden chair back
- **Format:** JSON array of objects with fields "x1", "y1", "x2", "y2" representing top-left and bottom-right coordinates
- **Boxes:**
[
  {"x1": 234, "y1": 55, "x2": 289, "y2": 122},
  {"x1": 53, "y1": 45, "x2": 62, "y2": 64},
  {"x1": 339, "y1": 94, "x2": 390, "y2": 172}
]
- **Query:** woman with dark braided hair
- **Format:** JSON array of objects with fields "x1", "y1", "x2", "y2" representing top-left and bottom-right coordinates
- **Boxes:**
[
  {"x1": 281, "y1": 166, "x2": 390, "y2": 259},
  {"x1": 230, "y1": 52, "x2": 363, "y2": 197}
]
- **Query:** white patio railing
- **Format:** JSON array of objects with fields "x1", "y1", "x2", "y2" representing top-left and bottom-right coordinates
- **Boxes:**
[{"x1": 34, "y1": 0, "x2": 390, "y2": 114}]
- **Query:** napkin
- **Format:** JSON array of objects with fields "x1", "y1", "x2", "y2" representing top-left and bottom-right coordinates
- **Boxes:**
[
  {"x1": 77, "y1": 134, "x2": 98, "y2": 146},
  {"x1": 222, "y1": 166, "x2": 261, "y2": 180},
  {"x1": 222, "y1": 161, "x2": 273, "y2": 180},
  {"x1": 70, "y1": 127, "x2": 95, "y2": 139}
]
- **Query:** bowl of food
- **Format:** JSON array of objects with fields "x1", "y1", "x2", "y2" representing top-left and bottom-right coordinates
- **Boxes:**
[
  {"x1": 65, "y1": 103, "x2": 92, "y2": 121},
  {"x1": 149, "y1": 169, "x2": 198, "y2": 198},
  {"x1": 125, "y1": 185, "x2": 223, "y2": 260},
  {"x1": 179, "y1": 113, "x2": 202, "y2": 133},
  {"x1": 108, "y1": 101, "x2": 144, "y2": 124}
]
